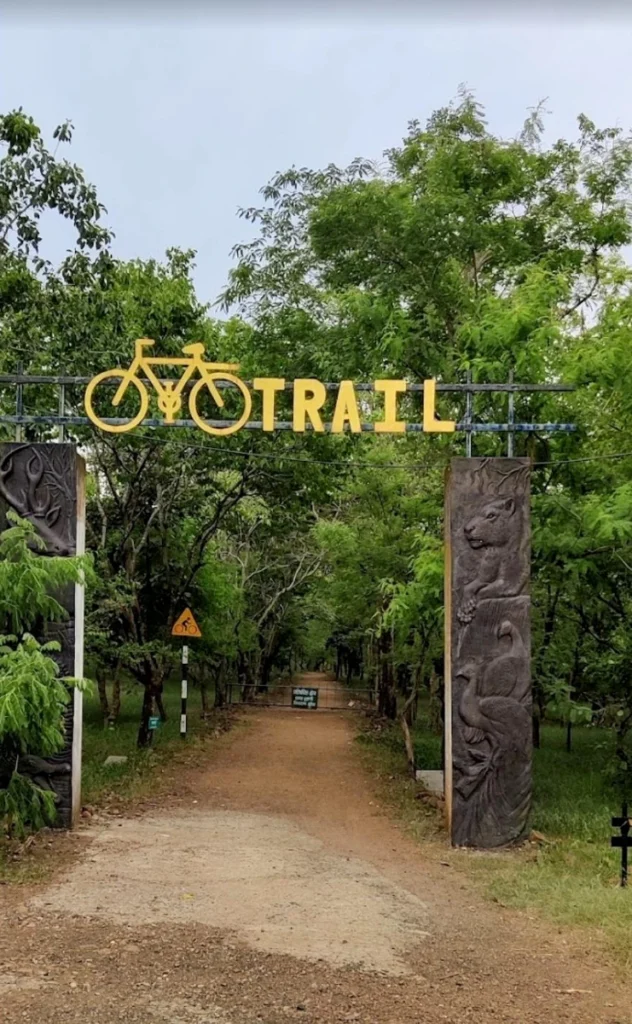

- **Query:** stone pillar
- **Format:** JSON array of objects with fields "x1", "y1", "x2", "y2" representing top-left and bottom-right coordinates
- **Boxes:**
[
  {"x1": 0, "y1": 443, "x2": 86, "y2": 828},
  {"x1": 444, "y1": 457, "x2": 532, "y2": 848}
]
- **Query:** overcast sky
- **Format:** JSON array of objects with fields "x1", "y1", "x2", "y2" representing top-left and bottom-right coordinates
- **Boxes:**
[{"x1": 3, "y1": 13, "x2": 632, "y2": 309}]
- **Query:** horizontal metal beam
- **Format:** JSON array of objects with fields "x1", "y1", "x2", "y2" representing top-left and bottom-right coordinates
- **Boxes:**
[
  {"x1": 0, "y1": 413, "x2": 577, "y2": 434},
  {"x1": 439, "y1": 382, "x2": 575, "y2": 393},
  {"x1": 0, "y1": 374, "x2": 575, "y2": 394}
]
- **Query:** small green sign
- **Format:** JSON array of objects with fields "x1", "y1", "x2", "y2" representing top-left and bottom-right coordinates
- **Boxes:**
[{"x1": 149, "y1": 715, "x2": 160, "y2": 730}]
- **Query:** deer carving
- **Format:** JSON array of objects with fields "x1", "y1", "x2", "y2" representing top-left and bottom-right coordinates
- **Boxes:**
[{"x1": 0, "y1": 446, "x2": 74, "y2": 556}]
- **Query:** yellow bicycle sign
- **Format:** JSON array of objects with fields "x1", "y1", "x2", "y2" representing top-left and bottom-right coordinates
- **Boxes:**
[
  {"x1": 84, "y1": 339, "x2": 252, "y2": 436},
  {"x1": 85, "y1": 339, "x2": 457, "y2": 436}
]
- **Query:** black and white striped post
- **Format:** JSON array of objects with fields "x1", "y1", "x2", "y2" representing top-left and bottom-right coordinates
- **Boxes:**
[
  {"x1": 172, "y1": 607, "x2": 202, "y2": 737},
  {"x1": 180, "y1": 643, "x2": 188, "y2": 739}
]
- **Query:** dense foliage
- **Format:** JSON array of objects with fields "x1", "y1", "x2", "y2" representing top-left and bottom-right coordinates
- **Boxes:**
[
  {"x1": 0, "y1": 515, "x2": 87, "y2": 834},
  {"x1": 2, "y1": 95, "x2": 632, "y2": 786}
]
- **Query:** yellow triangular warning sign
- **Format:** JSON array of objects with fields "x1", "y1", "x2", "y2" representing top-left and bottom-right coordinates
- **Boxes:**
[{"x1": 172, "y1": 607, "x2": 202, "y2": 638}]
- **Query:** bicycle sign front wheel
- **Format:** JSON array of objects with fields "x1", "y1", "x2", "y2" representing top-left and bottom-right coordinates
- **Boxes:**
[
  {"x1": 189, "y1": 373, "x2": 252, "y2": 436},
  {"x1": 85, "y1": 370, "x2": 149, "y2": 434}
]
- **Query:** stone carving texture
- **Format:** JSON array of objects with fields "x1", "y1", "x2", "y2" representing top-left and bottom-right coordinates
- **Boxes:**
[
  {"x1": 0, "y1": 443, "x2": 77, "y2": 827},
  {"x1": 448, "y1": 457, "x2": 532, "y2": 848}
]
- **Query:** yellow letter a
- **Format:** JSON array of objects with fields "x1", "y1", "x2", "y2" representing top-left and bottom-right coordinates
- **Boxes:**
[{"x1": 331, "y1": 381, "x2": 362, "y2": 433}]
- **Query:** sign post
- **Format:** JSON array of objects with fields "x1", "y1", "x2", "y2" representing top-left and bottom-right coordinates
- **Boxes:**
[
  {"x1": 171, "y1": 608, "x2": 202, "y2": 740},
  {"x1": 611, "y1": 801, "x2": 631, "y2": 887},
  {"x1": 180, "y1": 645, "x2": 188, "y2": 739}
]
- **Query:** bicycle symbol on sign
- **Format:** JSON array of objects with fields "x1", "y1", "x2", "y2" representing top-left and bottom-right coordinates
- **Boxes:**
[{"x1": 85, "y1": 339, "x2": 252, "y2": 436}]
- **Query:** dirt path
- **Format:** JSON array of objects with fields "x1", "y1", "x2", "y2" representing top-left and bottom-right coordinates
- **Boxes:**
[{"x1": 1, "y1": 672, "x2": 630, "y2": 1024}]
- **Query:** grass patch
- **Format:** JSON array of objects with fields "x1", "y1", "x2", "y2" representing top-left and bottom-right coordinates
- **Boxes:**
[
  {"x1": 0, "y1": 841, "x2": 59, "y2": 885},
  {"x1": 457, "y1": 724, "x2": 632, "y2": 966},
  {"x1": 358, "y1": 714, "x2": 632, "y2": 967},
  {"x1": 355, "y1": 717, "x2": 444, "y2": 842},
  {"x1": 82, "y1": 676, "x2": 221, "y2": 807}
]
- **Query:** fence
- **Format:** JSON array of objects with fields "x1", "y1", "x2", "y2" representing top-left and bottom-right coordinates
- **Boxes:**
[{"x1": 227, "y1": 681, "x2": 375, "y2": 711}]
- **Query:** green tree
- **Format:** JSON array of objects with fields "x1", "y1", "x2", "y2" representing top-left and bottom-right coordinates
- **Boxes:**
[
  {"x1": 7, "y1": 97, "x2": 632, "y2": 790},
  {"x1": 224, "y1": 91, "x2": 632, "y2": 781},
  {"x1": 0, "y1": 514, "x2": 88, "y2": 835},
  {"x1": 0, "y1": 108, "x2": 113, "y2": 374}
]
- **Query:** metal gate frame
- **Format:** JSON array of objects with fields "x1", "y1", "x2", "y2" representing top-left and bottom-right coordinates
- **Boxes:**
[{"x1": 227, "y1": 682, "x2": 375, "y2": 711}]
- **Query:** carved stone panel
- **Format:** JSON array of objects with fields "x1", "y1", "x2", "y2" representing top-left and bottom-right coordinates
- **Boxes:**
[
  {"x1": 0, "y1": 443, "x2": 82, "y2": 828},
  {"x1": 445, "y1": 457, "x2": 532, "y2": 848}
]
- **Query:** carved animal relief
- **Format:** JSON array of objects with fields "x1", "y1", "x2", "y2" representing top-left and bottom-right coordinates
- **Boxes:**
[
  {"x1": 0, "y1": 443, "x2": 79, "y2": 827},
  {"x1": 0, "y1": 444, "x2": 76, "y2": 555},
  {"x1": 447, "y1": 458, "x2": 532, "y2": 848}
]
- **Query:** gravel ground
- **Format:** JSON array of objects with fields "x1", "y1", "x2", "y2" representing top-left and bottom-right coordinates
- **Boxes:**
[{"x1": 0, "y1": 673, "x2": 630, "y2": 1024}]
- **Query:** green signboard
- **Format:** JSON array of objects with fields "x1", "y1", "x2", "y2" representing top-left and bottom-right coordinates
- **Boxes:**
[
  {"x1": 148, "y1": 715, "x2": 160, "y2": 730},
  {"x1": 292, "y1": 687, "x2": 319, "y2": 710}
]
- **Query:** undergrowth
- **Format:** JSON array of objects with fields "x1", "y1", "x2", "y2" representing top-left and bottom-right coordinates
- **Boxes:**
[{"x1": 81, "y1": 676, "x2": 222, "y2": 806}]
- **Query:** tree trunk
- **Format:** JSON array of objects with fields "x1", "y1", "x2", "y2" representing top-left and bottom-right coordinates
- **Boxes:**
[
  {"x1": 565, "y1": 640, "x2": 582, "y2": 755},
  {"x1": 240, "y1": 654, "x2": 256, "y2": 703},
  {"x1": 214, "y1": 679, "x2": 225, "y2": 708},
  {"x1": 532, "y1": 713, "x2": 541, "y2": 750},
  {"x1": 258, "y1": 654, "x2": 273, "y2": 693},
  {"x1": 97, "y1": 671, "x2": 110, "y2": 726},
  {"x1": 532, "y1": 586, "x2": 559, "y2": 744},
  {"x1": 214, "y1": 658, "x2": 228, "y2": 708},
  {"x1": 238, "y1": 653, "x2": 245, "y2": 700},
  {"x1": 110, "y1": 675, "x2": 121, "y2": 726},
  {"x1": 155, "y1": 689, "x2": 167, "y2": 722},
  {"x1": 428, "y1": 669, "x2": 442, "y2": 733},
  {"x1": 396, "y1": 662, "x2": 410, "y2": 696},
  {"x1": 404, "y1": 687, "x2": 418, "y2": 727},
  {"x1": 614, "y1": 709, "x2": 632, "y2": 783},
  {"x1": 137, "y1": 685, "x2": 155, "y2": 748},
  {"x1": 372, "y1": 637, "x2": 379, "y2": 706},
  {"x1": 377, "y1": 631, "x2": 397, "y2": 719},
  {"x1": 399, "y1": 686, "x2": 418, "y2": 775},
  {"x1": 201, "y1": 677, "x2": 210, "y2": 718}
]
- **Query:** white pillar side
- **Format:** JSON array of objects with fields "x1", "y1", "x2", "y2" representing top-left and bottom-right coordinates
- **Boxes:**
[{"x1": 71, "y1": 455, "x2": 86, "y2": 827}]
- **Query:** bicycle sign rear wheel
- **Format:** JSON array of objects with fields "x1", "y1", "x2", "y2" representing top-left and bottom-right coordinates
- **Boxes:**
[
  {"x1": 189, "y1": 373, "x2": 252, "y2": 436},
  {"x1": 85, "y1": 370, "x2": 149, "y2": 434}
]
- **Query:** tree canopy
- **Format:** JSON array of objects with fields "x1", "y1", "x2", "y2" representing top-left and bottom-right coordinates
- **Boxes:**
[{"x1": 1, "y1": 92, "x2": 632, "y2": 783}]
